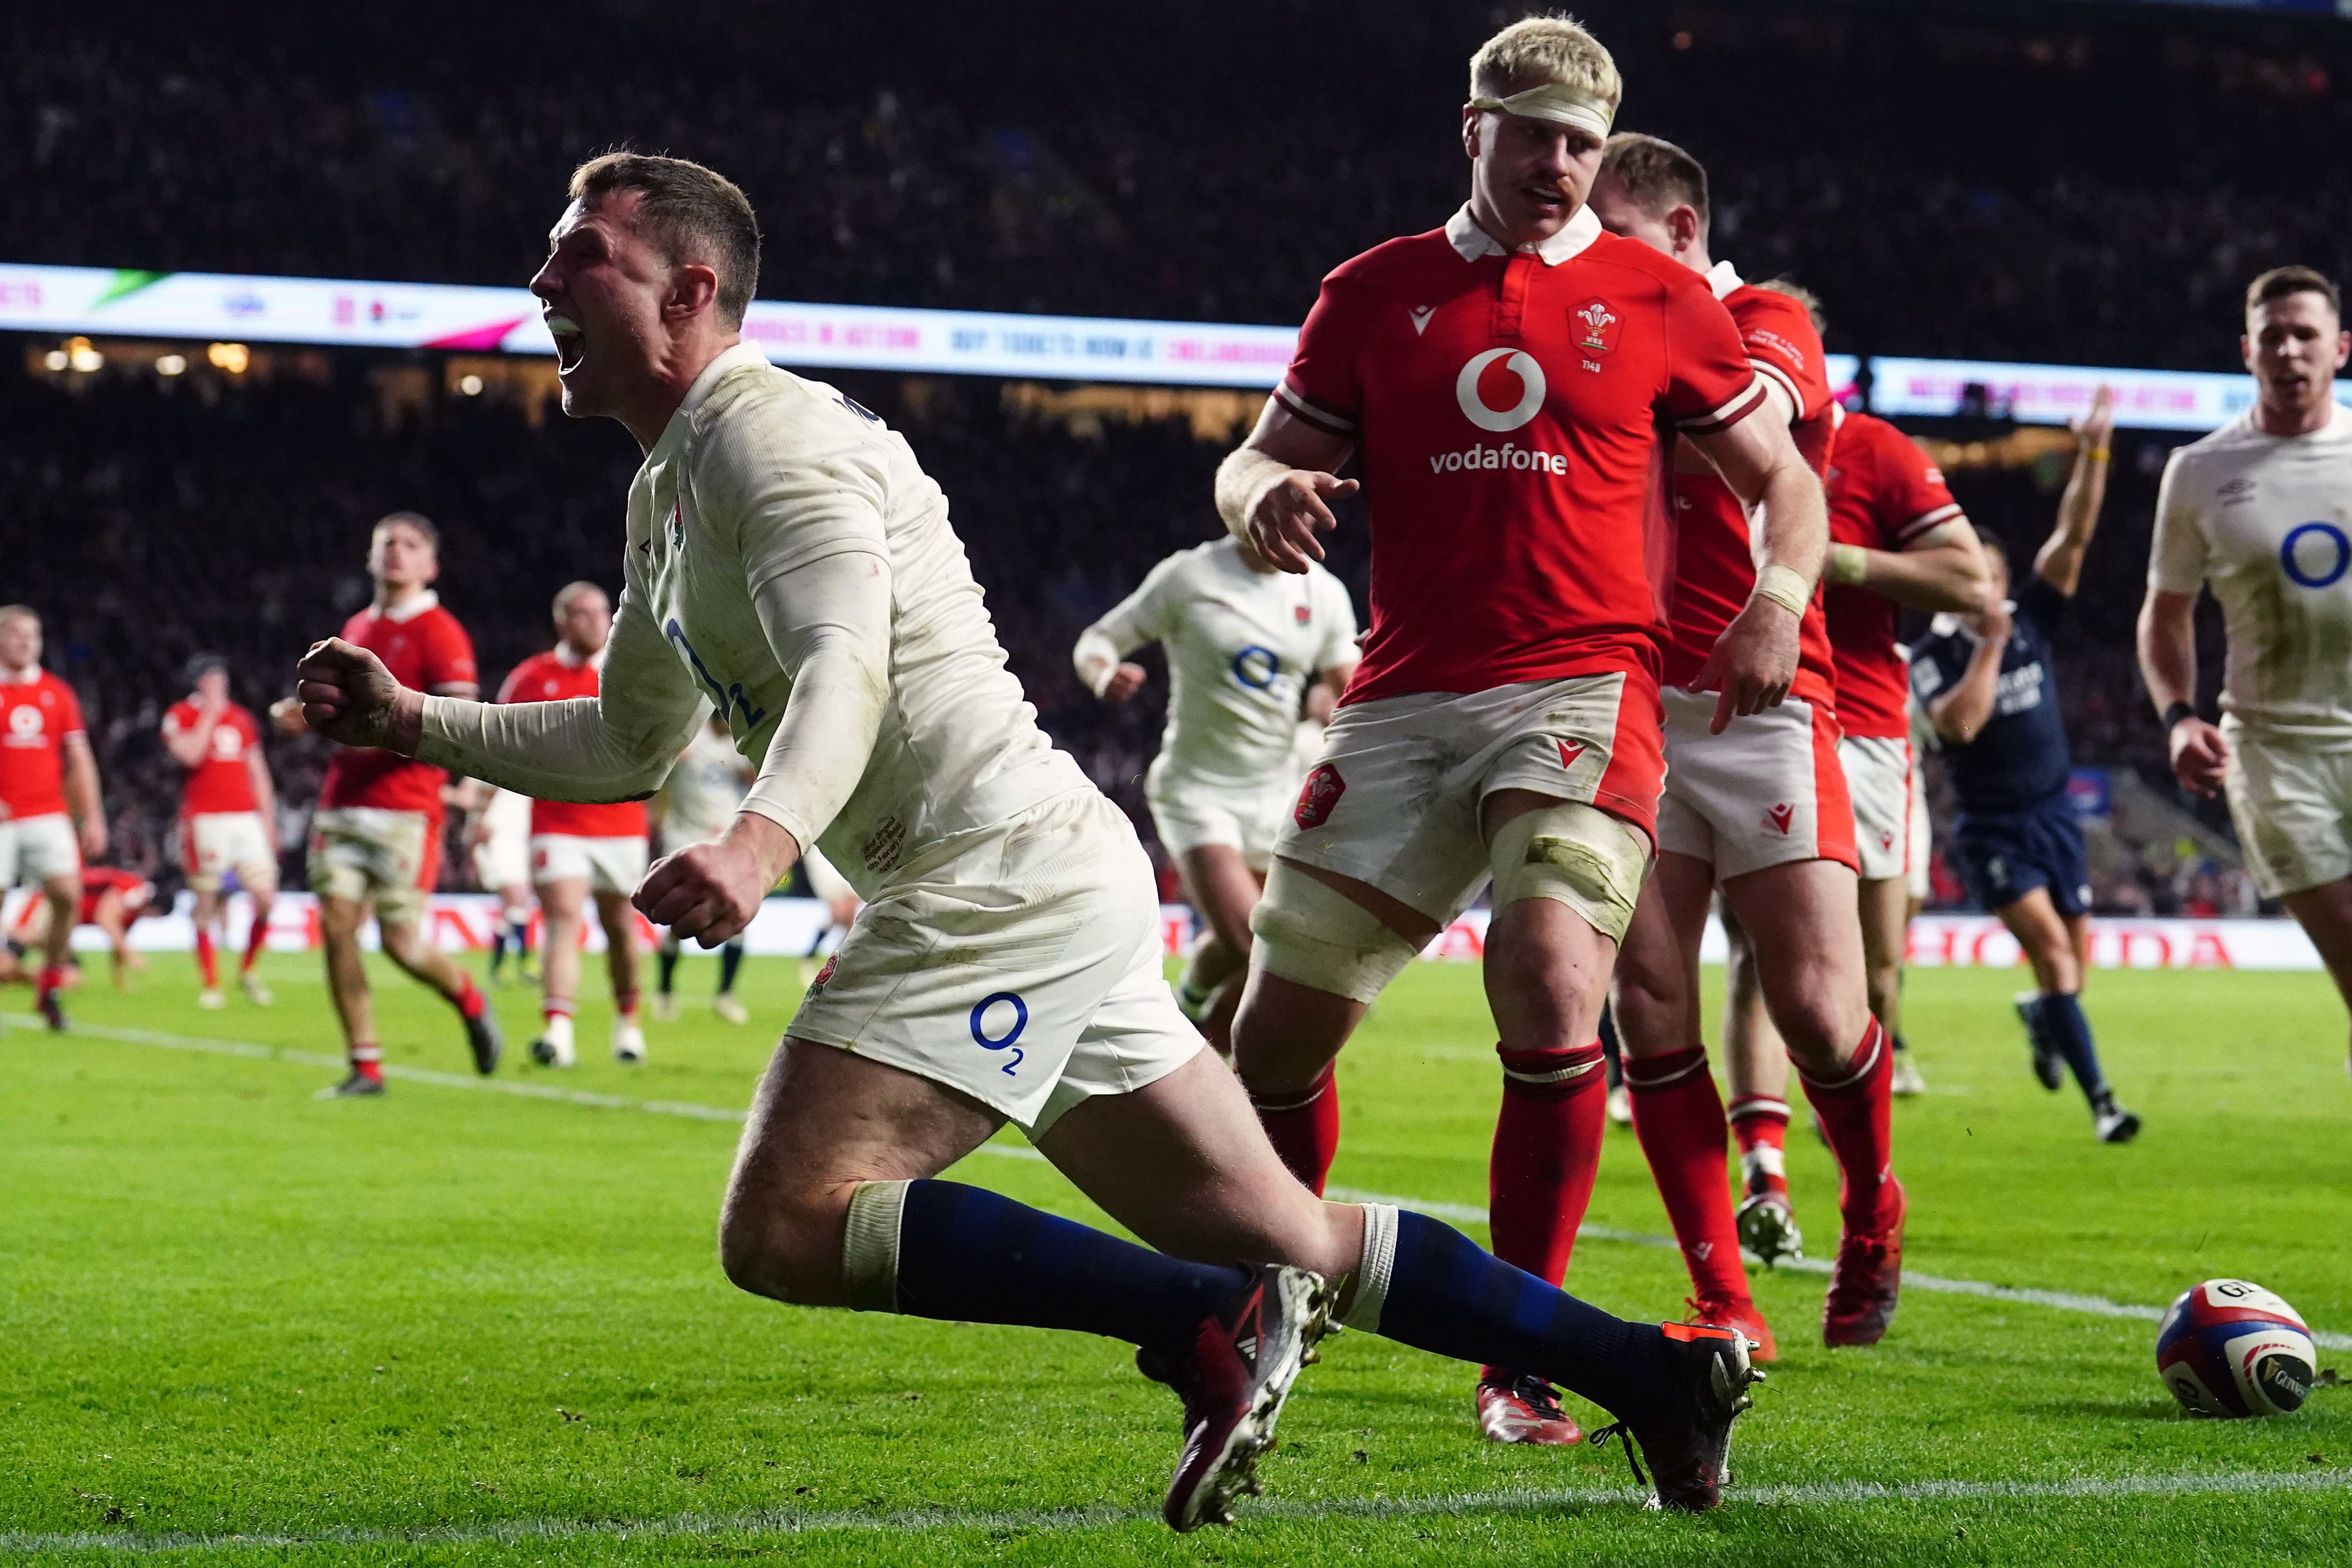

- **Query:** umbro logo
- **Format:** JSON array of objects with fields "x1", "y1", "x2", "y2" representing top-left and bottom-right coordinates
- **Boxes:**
[
  {"x1": 1764, "y1": 803, "x2": 1795, "y2": 835},
  {"x1": 1408, "y1": 304, "x2": 1435, "y2": 336},
  {"x1": 1556, "y1": 738, "x2": 1586, "y2": 770},
  {"x1": 2219, "y1": 477, "x2": 2258, "y2": 502}
]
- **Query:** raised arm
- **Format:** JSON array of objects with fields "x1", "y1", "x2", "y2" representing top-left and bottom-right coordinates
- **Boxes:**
[
  {"x1": 297, "y1": 592, "x2": 705, "y2": 802},
  {"x1": 1685, "y1": 404, "x2": 1830, "y2": 733},
  {"x1": 160, "y1": 706, "x2": 217, "y2": 767},
  {"x1": 1214, "y1": 401, "x2": 1358, "y2": 575},
  {"x1": 1925, "y1": 601, "x2": 2012, "y2": 746},
  {"x1": 2035, "y1": 385, "x2": 2115, "y2": 596},
  {"x1": 1073, "y1": 563, "x2": 1170, "y2": 703}
]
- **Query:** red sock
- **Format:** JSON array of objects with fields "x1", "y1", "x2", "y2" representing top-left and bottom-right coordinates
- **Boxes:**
[
  {"x1": 1625, "y1": 1046, "x2": 1751, "y2": 1306},
  {"x1": 1726, "y1": 1094, "x2": 1792, "y2": 1201},
  {"x1": 350, "y1": 1042, "x2": 383, "y2": 1083},
  {"x1": 241, "y1": 914, "x2": 270, "y2": 973},
  {"x1": 195, "y1": 928, "x2": 220, "y2": 988},
  {"x1": 1487, "y1": 1041, "x2": 1607, "y2": 1291},
  {"x1": 452, "y1": 974, "x2": 487, "y2": 1020},
  {"x1": 36, "y1": 965, "x2": 66, "y2": 999},
  {"x1": 1251, "y1": 1067, "x2": 1339, "y2": 1195},
  {"x1": 1799, "y1": 1017, "x2": 1899, "y2": 1234},
  {"x1": 614, "y1": 987, "x2": 640, "y2": 1021}
]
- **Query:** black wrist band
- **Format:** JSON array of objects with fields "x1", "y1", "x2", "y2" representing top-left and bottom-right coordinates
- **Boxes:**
[{"x1": 2162, "y1": 701, "x2": 2195, "y2": 731}]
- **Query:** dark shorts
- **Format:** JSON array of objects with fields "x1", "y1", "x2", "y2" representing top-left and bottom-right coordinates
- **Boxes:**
[{"x1": 1953, "y1": 799, "x2": 2092, "y2": 918}]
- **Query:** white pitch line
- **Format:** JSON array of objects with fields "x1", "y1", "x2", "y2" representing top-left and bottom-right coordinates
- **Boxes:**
[
  {"x1": 22, "y1": 1014, "x2": 2350, "y2": 1350},
  {"x1": 3, "y1": 1466, "x2": 2348, "y2": 1555}
]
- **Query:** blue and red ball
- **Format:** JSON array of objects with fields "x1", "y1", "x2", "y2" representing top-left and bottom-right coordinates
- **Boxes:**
[{"x1": 2155, "y1": 1279, "x2": 2316, "y2": 1418}]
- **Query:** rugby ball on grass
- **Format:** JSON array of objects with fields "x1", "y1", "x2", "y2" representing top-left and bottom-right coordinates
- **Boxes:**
[{"x1": 2155, "y1": 1279, "x2": 2316, "y2": 1418}]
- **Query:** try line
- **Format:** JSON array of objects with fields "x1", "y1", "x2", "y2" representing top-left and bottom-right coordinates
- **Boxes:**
[
  {"x1": 16, "y1": 1013, "x2": 2349, "y2": 1351},
  {"x1": 4, "y1": 1466, "x2": 2348, "y2": 1554}
]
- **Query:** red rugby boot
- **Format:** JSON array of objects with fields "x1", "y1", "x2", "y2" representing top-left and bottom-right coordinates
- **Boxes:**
[
  {"x1": 1689, "y1": 1292, "x2": 1778, "y2": 1365},
  {"x1": 1140, "y1": 1264, "x2": 1333, "y2": 1532},
  {"x1": 1823, "y1": 1178, "x2": 1907, "y2": 1347},
  {"x1": 1475, "y1": 1370, "x2": 1584, "y2": 1445},
  {"x1": 1590, "y1": 1321, "x2": 1764, "y2": 1511}
]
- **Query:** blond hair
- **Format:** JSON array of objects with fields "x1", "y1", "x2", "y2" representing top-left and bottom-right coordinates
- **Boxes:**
[
  {"x1": 0, "y1": 604, "x2": 37, "y2": 630},
  {"x1": 373, "y1": 509, "x2": 439, "y2": 550},
  {"x1": 552, "y1": 580, "x2": 607, "y2": 620},
  {"x1": 1469, "y1": 13, "x2": 1622, "y2": 111}
]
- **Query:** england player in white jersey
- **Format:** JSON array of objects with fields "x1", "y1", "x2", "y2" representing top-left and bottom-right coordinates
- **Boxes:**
[
  {"x1": 1074, "y1": 537, "x2": 1357, "y2": 1049},
  {"x1": 653, "y1": 713, "x2": 757, "y2": 1022},
  {"x1": 295, "y1": 152, "x2": 1763, "y2": 1527},
  {"x1": 2140, "y1": 264, "x2": 2352, "y2": 1063}
]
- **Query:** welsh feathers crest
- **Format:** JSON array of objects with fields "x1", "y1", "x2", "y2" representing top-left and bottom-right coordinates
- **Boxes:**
[{"x1": 1572, "y1": 298, "x2": 1621, "y2": 355}]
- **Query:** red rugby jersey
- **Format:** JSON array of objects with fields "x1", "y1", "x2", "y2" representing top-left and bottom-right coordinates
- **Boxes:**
[
  {"x1": 496, "y1": 648, "x2": 648, "y2": 840},
  {"x1": 1661, "y1": 269, "x2": 1839, "y2": 706},
  {"x1": 0, "y1": 668, "x2": 85, "y2": 818},
  {"x1": 318, "y1": 593, "x2": 477, "y2": 814},
  {"x1": 79, "y1": 865, "x2": 152, "y2": 924},
  {"x1": 164, "y1": 700, "x2": 262, "y2": 815},
  {"x1": 1275, "y1": 205, "x2": 1765, "y2": 706},
  {"x1": 1825, "y1": 411, "x2": 1966, "y2": 739}
]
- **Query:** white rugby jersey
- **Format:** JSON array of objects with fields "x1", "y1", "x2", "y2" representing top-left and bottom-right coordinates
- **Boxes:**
[
  {"x1": 662, "y1": 721, "x2": 753, "y2": 847},
  {"x1": 422, "y1": 342, "x2": 1087, "y2": 899},
  {"x1": 1080, "y1": 539, "x2": 1357, "y2": 784},
  {"x1": 2151, "y1": 403, "x2": 2352, "y2": 739}
]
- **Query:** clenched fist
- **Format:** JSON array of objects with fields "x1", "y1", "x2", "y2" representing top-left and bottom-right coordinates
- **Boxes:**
[
  {"x1": 635, "y1": 812, "x2": 802, "y2": 946},
  {"x1": 294, "y1": 638, "x2": 424, "y2": 753}
]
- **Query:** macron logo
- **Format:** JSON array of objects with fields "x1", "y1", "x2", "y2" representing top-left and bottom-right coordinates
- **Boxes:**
[
  {"x1": 1409, "y1": 305, "x2": 1435, "y2": 335},
  {"x1": 1557, "y1": 738, "x2": 1586, "y2": 770},
  {"x1": 1764, "y1": 803, "x2": 1795, "y2": 836}
]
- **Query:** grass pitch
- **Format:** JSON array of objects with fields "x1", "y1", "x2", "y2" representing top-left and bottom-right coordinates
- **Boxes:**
[{"x1": 4, "y1": 947, "x2": 2351, "y2": 1565}]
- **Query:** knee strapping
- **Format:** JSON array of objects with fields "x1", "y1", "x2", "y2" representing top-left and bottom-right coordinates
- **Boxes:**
[
  {"x1": 1248, "y1": 863, "x2": 1420, "y2": 1004},
  {"x1": 1487, "y1": 802, "x2": 1649, "y2": 943}
]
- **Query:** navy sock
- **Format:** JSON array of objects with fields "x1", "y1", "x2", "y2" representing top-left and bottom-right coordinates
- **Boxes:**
[
  {"x1": 657, "y1": 948, "x2": 680, "y2": 993},
  {"x1": 487, "y1": 928, "x2": 507, "y2": 975},
  {"x1": 895, "y1": 1180, "x2": 1253, "y2": 1352},
  {"x1": 1376, "y1": 1211, "x2": 1672, "y2": 1424},
  {"x1": 719, "y1": 939, "x2": 744, "y2": 995},
  {"x1": 2040, "y1": 992, "x2": 2109, "y2": 1102}
]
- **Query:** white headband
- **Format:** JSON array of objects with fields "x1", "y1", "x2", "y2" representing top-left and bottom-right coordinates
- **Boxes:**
[{"x1": 1468, "y1": 81, "x2": 1616, "y2": 139}]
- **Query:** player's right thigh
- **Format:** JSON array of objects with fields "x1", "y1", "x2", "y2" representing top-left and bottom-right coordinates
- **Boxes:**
[
  {"x1": 188, "y1": 810, "x2": 278, "y2": 896},
  {"x1": 4, "y1": 813, "x2": 80, "y2": 890},
  {"x1": 309, "y1": 807, "x2": 432, "y2": 926},
  {"x1": 2224, "y1": 728, "x2": 2352, "y2": 903},
  {"x1": 1840, "y1": 736, "x2": 1913, "y2": 884}
]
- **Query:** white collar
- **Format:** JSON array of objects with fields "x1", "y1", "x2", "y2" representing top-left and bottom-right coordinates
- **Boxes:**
[
  {"x1": 374, "y1": 589, "x2": 440, "y2": 624},
  {"x1": 554, "y1": 640, "x2": 607, "y2": 671},
  {"x1": 1705, "y1": 258, "x2": 1744, "y2": 300},
  {"x1": 1, "y1": 662, "x2": 42, "y2": 685},
  {"x1": 1444, "y1": 202, "x2": 1603, "y2": 266}
]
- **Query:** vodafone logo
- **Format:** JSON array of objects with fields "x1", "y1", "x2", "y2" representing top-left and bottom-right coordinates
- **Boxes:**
[
  {"x1": 1455, "y1": 349, "x2": 1546, "y2": 432},
  {"x1": 7, "y1": 704, "x2": 44, "y2": 741}
]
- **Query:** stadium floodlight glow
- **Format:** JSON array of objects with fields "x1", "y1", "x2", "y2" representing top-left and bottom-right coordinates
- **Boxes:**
[
  {"x1": 207, "y1": 341, "x2": 249, "y2": 373},
  {"x1": 65, "y1": 335, "x2": 101, "y2": 372},
  {"x1": 156, "y1": 352, "x2": 187, "y2": 376},
  {"x1": 458, "y1": 373, "x2": 484, "y2": 396},
  {"x1": 0, "y1": 260, "x2": 2339, "y2": 432},
  {"x1": 42, "y1": 349, "x2": 67, "y2": 371}
]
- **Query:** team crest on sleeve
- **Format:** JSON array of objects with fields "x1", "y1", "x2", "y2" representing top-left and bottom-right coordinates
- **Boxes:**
[
  {"x1": 1294, "y1": 604, "x2": 1311, "y2": 624},
  {"x1": 1294, "y1": 764, "x2": 1346, "y2": 830},
  {"x1": 1571, "y1": 299, "x2": 1621, "y2": 356}
]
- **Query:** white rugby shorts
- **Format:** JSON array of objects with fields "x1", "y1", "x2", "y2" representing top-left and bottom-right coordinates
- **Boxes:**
[
  {"x1": 1146, "y1": 757, "x2": 1295, "y2": 871},
  {"x1": 1906, "y1": 751, "x2": 1932, "y2": 903},
  {"x1": 531, "y1": 833, "x2": 649, "y2": 897},
  {"x1": 2222, "y1": 725, "x2": 2352, "y2": 899},
  {"x1": 1271, "y1": 672, "x2": 1664, "y2": 929},
  {"x1": 1838, "y1": 736, "x2": 1914, "y2": 884},
  {"x1": 308, "y1": 807, "x2": 436, "y2": 924},
  {"x1": 0, "y1": 812, "x2": 79, "y2": 889},
  {"x1": 787, "y1": 789, "x2": 1204, "y2": 1137},
  {"x1": 182, "y1": 810, "x2": 278, "y2": 894},
  {"x1": 1655, "y1": 689, "x2": 1859, "y2": 882}
]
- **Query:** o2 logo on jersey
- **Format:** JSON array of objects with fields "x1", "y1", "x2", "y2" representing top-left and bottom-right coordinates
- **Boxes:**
[
  {"x1": 665, "y1": 618, "x2": 770, "y2": 732},
  {"x1": 1571, "y1": 298, "x2": 1620, "y2": 356},
  {"x1": 2279, "y1": 522, "x2": 2351, "y2": 589},
  {"x1": 969, "y1": 991, "x2": 1029, "y2": 1076},
  {"x1": 1455, "y1": 349, "x2": 1546, "y2": 432},
  {"x1": 1229, "y1": 645, "x2": 1281, "y2": 690}
]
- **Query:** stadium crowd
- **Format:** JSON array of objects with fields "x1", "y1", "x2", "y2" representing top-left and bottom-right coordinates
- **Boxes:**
[
  {"x1": 8, "y1": 1, "x2": 2352, "y2": 368},
  {"x1": 0, "y1": 0, "x2": 2321, "y2": 913}
]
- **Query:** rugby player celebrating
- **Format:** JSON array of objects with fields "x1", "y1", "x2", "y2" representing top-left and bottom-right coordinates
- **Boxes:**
[
  {"x1": 2140, "y1": 267, "x2": 2352, "y2": 1070},
  {"x1": 294, "y1": 150, "x2": 1765, "y2": 1524},
  {"x1": 1074, "y1": 534, "x2": 1357, "y2": 1053},
  {"x1": 1218, "y1": 20, "x2": 1813, "y2": 1441}
]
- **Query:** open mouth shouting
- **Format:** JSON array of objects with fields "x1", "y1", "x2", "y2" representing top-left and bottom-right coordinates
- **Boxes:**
[{"x1": 547, "y1": 313, "x2": 585, "y2": 373}]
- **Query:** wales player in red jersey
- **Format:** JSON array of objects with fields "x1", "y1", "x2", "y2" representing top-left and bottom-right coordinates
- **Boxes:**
[
  {"x1": 0, "y1": 605, "x2": 108, "y2": 1030},
  {"x1": 1587, "y1": 134, "x2": 1905, "y2": 1352},
  {"x1": 499, "y1": 582, "x2": 652, "y2": 1067},
  {"x1": 162, "y1": 654, "x2": 282, "y2": 1009},
  {"x1": 1218, "y1": 18, "x2": 1819, "y2": 1443},
  {"x1": 274, "y1": 513, "x2": 502, "y2": 1094}
]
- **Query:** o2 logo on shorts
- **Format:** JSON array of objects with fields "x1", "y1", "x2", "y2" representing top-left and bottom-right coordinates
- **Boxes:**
[
  {"x1": 1229, "y1": 645, "x2": 1281, "y2": 690},
  {"x1": 969, "y1": 991, "x2": 1029, "y2": 1076},
  {"x1": 2279, "y1": 522, "x2": 2351, "y2": 589}
]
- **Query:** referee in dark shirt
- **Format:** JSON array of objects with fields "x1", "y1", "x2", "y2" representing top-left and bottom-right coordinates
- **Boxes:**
[{"x1": 1910, "y1": 390, "x2": 2140, "y2": 1143}]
